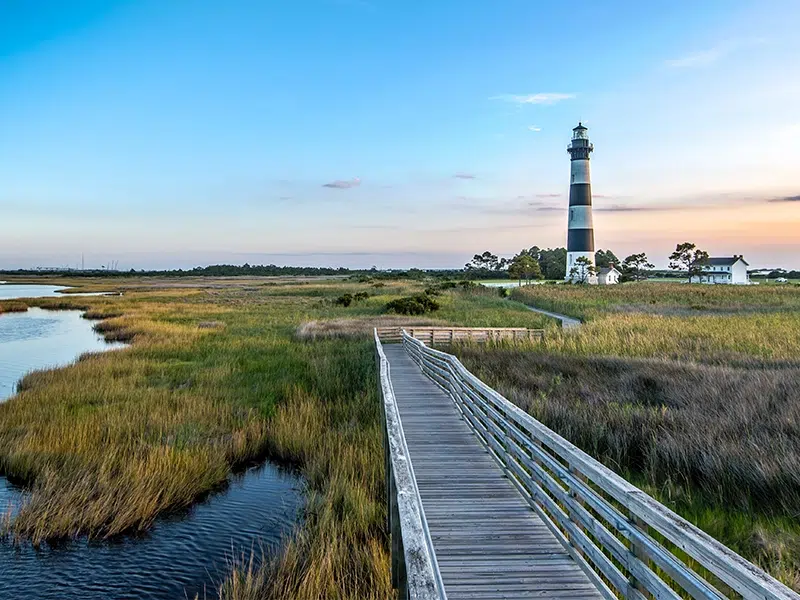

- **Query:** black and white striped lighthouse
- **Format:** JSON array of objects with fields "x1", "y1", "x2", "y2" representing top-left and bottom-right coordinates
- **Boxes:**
[{"x1": 566, "y1": 122, "x2": 597, "y2": 283}]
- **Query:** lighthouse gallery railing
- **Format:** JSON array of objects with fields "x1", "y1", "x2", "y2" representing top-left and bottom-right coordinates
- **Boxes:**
[{"x1": 400, "y1": 330, "x2": 798, "y2": 600}]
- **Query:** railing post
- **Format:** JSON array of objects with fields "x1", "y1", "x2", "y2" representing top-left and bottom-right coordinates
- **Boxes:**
[{"x1": 629, "y1": 512, "x2": 649, "y2": 597}]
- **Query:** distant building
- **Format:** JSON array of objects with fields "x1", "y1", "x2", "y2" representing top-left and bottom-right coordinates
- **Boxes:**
[
  {"x1": 597, "y1": 265, "x2": 621, "y2": 285},
  {"x1": 690, "y1": 256, "x2": 750, "y2": 285}
]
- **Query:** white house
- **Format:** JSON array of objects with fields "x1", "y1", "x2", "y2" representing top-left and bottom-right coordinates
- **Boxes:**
[
  {"x1": 597, "y1": 265, "x2": 621, "y2": 285},
  {"x1": 690, "y1": 256, "x2": 750, "y2": 285}
]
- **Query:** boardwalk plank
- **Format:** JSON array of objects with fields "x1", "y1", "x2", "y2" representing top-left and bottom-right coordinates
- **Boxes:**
[{"x1": 383, "y1": 345, "x2": 602, "y2": 599}]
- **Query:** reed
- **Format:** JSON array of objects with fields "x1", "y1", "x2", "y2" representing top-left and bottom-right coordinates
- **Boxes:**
[
  {"x1": 1, "y1": 277, "x2": 543, "y2": 597},
  {"x1": 459, "y1": 281, "x2": 800, "y2": 589}
]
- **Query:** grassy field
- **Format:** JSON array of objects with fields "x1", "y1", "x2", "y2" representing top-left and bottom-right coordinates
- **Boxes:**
[
  {"x1": 456, "y1": 282, "x2": 800, "y2": 590},
  {"x1": 0, "y1": 276, "x2": 549, "y2": 598}
]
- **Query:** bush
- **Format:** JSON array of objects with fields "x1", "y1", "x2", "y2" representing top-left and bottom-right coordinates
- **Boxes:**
[
  {"x1": 334, "y1": 294, "x2": 353, "y2": 307},
  {"x1": 334, "y1": 292, "x2": 369, "y2": 307},
  {"x1": 385, "y1": 295, "x2": 440, "y2": 315}
]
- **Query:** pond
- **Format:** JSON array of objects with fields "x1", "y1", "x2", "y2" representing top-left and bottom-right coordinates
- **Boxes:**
[
  {"x1": 0, "y1": 285, "x2": 304, "y2": 599},
  {"x1": 0, "y1": 463, "x2": 303, "y2": 600},
  {"x1": 0, "y1": 283, "x2": 68, "y2": 299},
  {"x1": 0, "y1": 307, "x2": 126, "y2": 401}
]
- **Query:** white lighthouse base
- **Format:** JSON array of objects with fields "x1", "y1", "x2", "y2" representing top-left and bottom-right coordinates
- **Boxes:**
[{"x1": 565, "y1": 251, "x2": 598, "y2": 284}]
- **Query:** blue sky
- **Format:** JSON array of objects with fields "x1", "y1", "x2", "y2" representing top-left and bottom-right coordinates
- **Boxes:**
[{"x1": 1, "y1": 0, "x2": 798, "y2": 269}]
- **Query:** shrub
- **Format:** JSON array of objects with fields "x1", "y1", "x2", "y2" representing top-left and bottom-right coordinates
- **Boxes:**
[
  {"x1": 353, "y1": 292, "x2": 369, "y2": 301},
  {"x1": 334, "y1": 294, "x2": 353, "y2": 307},
  {"x1": 385, "y1": 295, "x2": 440, "y2": 315}
]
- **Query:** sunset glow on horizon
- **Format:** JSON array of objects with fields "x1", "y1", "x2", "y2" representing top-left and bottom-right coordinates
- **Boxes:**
[{"x1": 1, "y1": 1, "x2": 798, "y2": 270}]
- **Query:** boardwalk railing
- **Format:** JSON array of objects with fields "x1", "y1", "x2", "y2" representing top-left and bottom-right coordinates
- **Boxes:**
[
  {"x1": 376, "y1": 326, "x2": 544, "y2": 345},
  {"x1": 401, "y1": 330, "x2": 799, "y2": 600},
  {"x1": 375, "y1": 330, "x2": 447, "y2": 600}
]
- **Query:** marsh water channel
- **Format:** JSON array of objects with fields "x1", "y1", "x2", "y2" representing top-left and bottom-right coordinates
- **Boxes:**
[{"x1": 0, "y1": 284, "x2": 304, "y2": 599}]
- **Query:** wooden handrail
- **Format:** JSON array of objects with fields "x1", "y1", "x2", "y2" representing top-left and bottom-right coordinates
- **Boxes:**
[
  {"x1": 376, "y1": 326, "x2": 544, "y2": 345},
  {"x1": 401, "y1": 330, "x2": 799, "y2": 600},
  {"x1": 374, "y1": 329, "x2": 447, "y2": 600}
]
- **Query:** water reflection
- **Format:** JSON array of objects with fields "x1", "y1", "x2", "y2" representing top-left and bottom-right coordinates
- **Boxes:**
[
  {"x1": 0, "y1": 308, "x2": 125, "y2": 401},
  {"x1": 0, "y1": 286, "x2": 305, "y2": 599},
  {"x1": 0, "y1": 463, "x2": 303, "y2": 600},
  {"x1": 0, "y1": 283, "x2": 67, "y2": 299}
]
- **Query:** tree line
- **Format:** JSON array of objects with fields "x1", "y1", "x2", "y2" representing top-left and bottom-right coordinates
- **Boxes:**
[{"x1": 463, "y1": 247, "x2": 654, "y2": 283}]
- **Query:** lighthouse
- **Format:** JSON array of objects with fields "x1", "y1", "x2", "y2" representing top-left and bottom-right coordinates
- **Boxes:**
[{"x1": 566, "y1": 123, "x2": 597, "y2": 284}]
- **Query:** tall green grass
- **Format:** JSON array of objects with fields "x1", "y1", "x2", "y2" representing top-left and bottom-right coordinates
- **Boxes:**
[
  {"x1": 0, "y1": 278, "x2": 550, "y2": 597},
  {"x1": 459, "y1": 282, "x2": 800, "y2": 590},
  {"x1": 512, "y1": 281, "x2": 800, "y2": 321}
]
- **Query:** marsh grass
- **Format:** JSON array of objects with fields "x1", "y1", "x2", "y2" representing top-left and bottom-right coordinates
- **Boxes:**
[
  {"x1": 0, "y1": 302, "x2": 28, "y2": 315},
  {"x1": 512, "y1": 281, "x2": 800, "y2": 321},
  {"x1": 0, "y1": 278, "x2": 547, "y2": 597},
  {"x1": 459, "y1": 282, "x2": 800, "y2": 589}
]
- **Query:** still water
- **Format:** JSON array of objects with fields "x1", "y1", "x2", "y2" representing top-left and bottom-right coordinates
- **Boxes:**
[
  {"x1": 0, "y1": 464, "x2": 303, "y2": 600},
  {"x1": 0, "y1": 283, "x2": 67, "y2": 299},
  {"x1": 0, "y1": 286, "x2": 304, "y2": 599},
  {"x1": 0, "y1": 308, "x2": 125, "y2": 401}
]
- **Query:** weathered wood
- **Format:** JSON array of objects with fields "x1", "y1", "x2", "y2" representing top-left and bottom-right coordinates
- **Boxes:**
[
  {"x1": 400, "y1": 331, "x2": 800, "y2": 600},
  {"x1": 375, "y1": 330, "x2": 446, "y2": 599},
  {"x1": 383, "y1": 339, "x2": 602, "y2": 599},
  {"x1": 376, "y1": 326, "x2": 544, "y2": 345}
]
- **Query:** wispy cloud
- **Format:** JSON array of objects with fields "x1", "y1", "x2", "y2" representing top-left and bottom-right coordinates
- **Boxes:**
[
  {"x1": 489, "y1": 93, "x2": 575, "y2": 105},
  {"x1": 595, "y1": 204, "x2": 661, "y2": 213},
  {"x1": 536, "y1": 193, "x2": 562, "y2": 198},
  {"x1": 528, "y1": 126, "x2": 542, "y2": 132},
  {"x1": 665, "y1": 38, "x2": 767, "y2": 68},
  {"x1": 322, "y1": 177, "x2": 361, "y2": 189},
  {"x1": 453, "y1": 173, "x2": 476, "y2": 180},
  {"x1": 665, "y1": 47, "x2": 726, "y2": 68},
  {"x1": 768, "y1": 195, "x2": 800, "y2": 203}
]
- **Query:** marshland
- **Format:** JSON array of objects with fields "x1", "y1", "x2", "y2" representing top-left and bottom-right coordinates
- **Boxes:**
[
  {"x1": 2, "y1": 276, "x2": 799, "y2": 595},
  {"x1": 0, "y1": 276, "x2": 550, "y2": 599},
  {"x1": 455, "y1": 282, "x2": 800, "y2": 590}
]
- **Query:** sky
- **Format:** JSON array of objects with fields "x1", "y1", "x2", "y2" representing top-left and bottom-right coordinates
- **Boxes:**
[{"x1": 1, "y1": 0, "x2": 799, "y2": 270}]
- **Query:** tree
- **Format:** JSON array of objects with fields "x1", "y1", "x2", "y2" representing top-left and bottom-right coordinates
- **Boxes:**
[
  {"x1": 621, "y1": 253, "x2": 654, "y2": 282},
  {"x1": 508, "y1": 252, "x2": 543, "y2": 285},
  {"x1": 595, "y1": 249, "x2": 620, "y2": 269},
  {"x1": 568, "y1": 256, "x2": 597, "y2": 284},
  {"x1": 669, "y1": 242, "x2": 710, "y2": 282},
  {"x1": 537, "y1": 247, "x2": 567, "y2": 280},
  {"x1": 464, "y1": 250, "x2": 509, "y2": 278}
]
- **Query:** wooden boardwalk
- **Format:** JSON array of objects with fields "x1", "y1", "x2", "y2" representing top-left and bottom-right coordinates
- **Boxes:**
[{"x1": 384, "y1": 344, "x2": 602, "y2": 599}]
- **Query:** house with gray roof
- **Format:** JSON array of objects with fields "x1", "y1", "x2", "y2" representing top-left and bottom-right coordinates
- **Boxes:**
[{"x1": 690, "y1": 256, "x2": 750, "y2": 285}]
